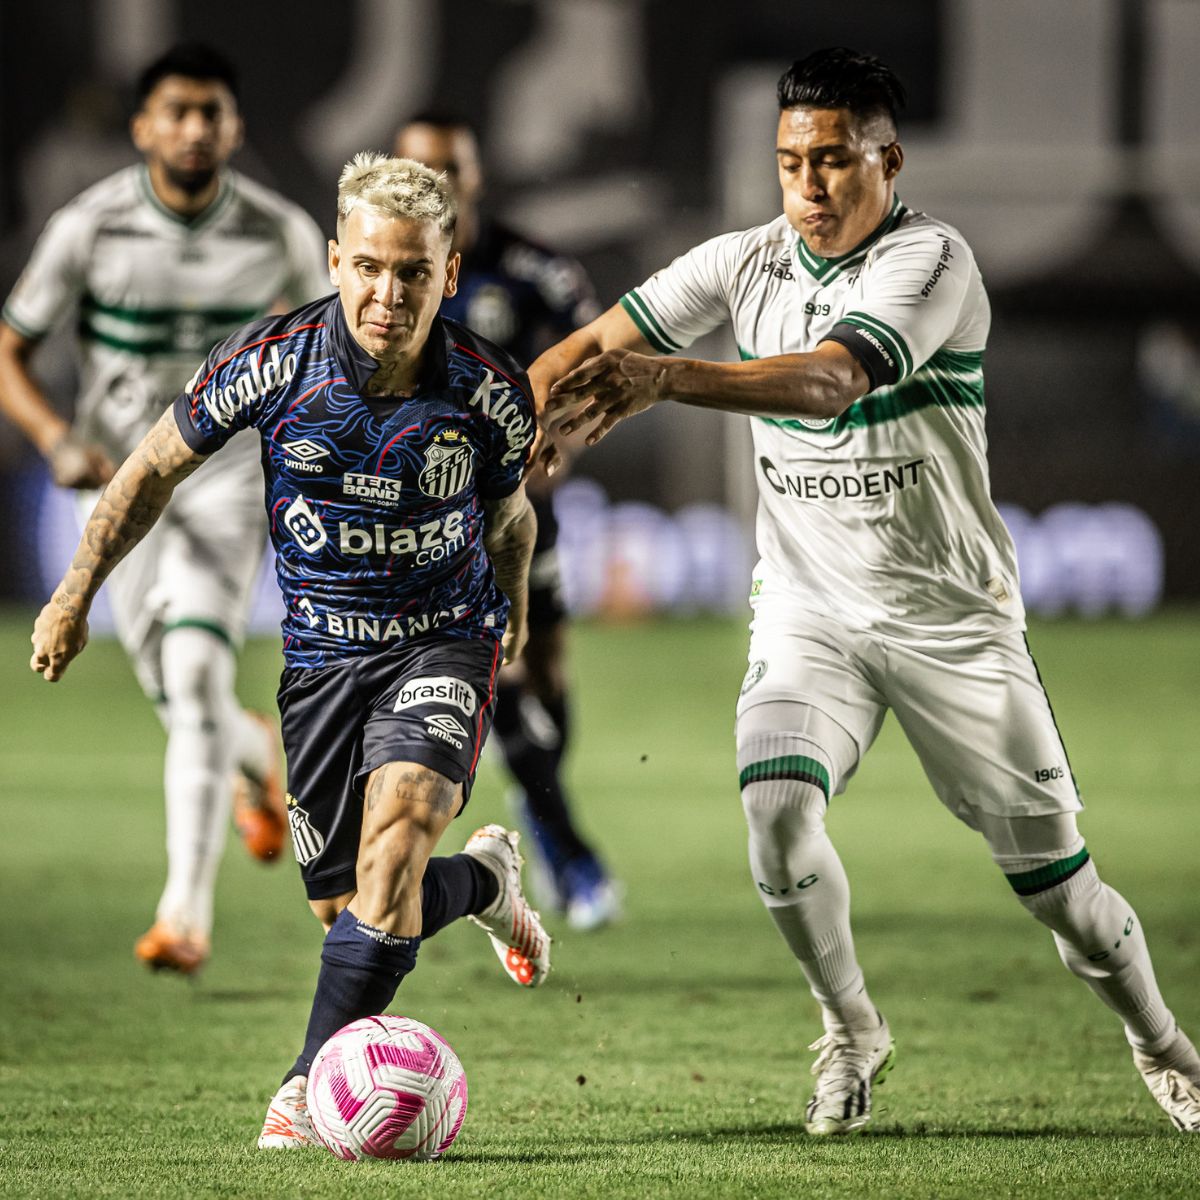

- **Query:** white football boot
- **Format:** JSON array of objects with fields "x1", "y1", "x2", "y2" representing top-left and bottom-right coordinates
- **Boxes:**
[
  {"x1": 1133, "y1": 1026, "x2": 1200, "y2": 1132},
  {"x1": 465, "y1": 824, "x2": 552, "y2": 987},
  {"x1": 804, "y1": 1014, "x2": 895, "y2": 1135},
  {"x1": 257, "y1": 1075, "x2": 318, "y2": 1149}
]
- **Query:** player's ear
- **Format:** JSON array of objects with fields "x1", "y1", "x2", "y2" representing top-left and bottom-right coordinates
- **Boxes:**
[
  {"x1": 882, "y1": 141, "x2": 903, "y2": 181},
  {"x1": 130, "y1": 108, "x2": 150, "y2": 154},
  {"x1": 443, "y1": 250, "x2": 461, "y2": 299},
  {"x1": 327, "y1": 239, "x2": 341, "y2": 289}
]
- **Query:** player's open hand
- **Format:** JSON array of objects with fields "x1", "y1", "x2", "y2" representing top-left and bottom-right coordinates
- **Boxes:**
[
  {"x1": 30, "y1": 591, "x2": 90, "y2": 682},
  {"x1": 544, "y1": 349, "x2": 666, "y2": 449},
  {"x1": 47, "y1": 432, "x2": 117, "y2": 489}
]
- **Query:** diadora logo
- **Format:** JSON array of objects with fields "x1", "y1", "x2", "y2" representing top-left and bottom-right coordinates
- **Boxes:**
[
  {"x1": 761, "y1": 255, "x2": 794, "y2": 281},
  {"x1": 338, "y1": 511, "x2": 465, "y2": 563},
  {"x1": 343, "y1": 472, "x2": 402, "y2": 507},
  {"x1": 426, "y1": 712, "x2": 469, "y2": 749},
  {"x1": 394, "y1": 676, "x2": 477, "y2": 717},
  {"x1": 282, "y1": 439, "x2": 330, "y2": 473},
  {"x1": 199, "y1": 343, "x2": 298, "y2": 427},
  {"x1": 419, "y1": 428, "x2": 474, "y2": 500},
  {"x1": 467, "y1": 370, "x2": 532, "y2": 466},
  {"x1": 282, "y1": 495, "x2": 327, "y2": 554}
]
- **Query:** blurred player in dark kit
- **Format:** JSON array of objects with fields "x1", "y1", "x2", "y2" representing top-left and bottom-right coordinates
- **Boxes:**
[{"x1": 395, "y1": 113, "x2": 620, "y2": 930}]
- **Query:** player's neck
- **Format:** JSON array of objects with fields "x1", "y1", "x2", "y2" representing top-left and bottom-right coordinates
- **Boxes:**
[
  {"x1": 145, "y1": 161, "x2": 222, "y2": 220},
  {"x1": 363, "y1": 347, "x2": 425, "y2": 397}
]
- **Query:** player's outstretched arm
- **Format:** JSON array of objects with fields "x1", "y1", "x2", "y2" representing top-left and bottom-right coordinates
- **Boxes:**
[
  {"x1": 30, "y1": 409, "x2": 207, "y2": 682},
  {"x1": 546, "y1": 336, "x2": 871, "y2": 450},
  {"x1": 528, "y1": 304, "x2": 656, "y2": 476},
  {"x1": 483, "y1": 485, "x2": 537, "y2": 666},
  {"x1": 0, "y1": 323, "x2": 117, "y2": 488}
]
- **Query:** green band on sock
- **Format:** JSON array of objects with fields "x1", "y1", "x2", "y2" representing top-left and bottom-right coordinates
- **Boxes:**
[
  {"x1": 162, "y1": 618, "x2": 235, "y2": 650},
  {"x1": 1005, "y1": 847, "x2": 1090, "y2": 896},
  {"x1": 738, "y1": 754, "x2": 830, "y2": 800}
]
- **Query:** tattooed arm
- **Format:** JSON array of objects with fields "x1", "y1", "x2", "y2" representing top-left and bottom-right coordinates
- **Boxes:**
[
  {"x1": 30, "y1": 409, "x2": 208, "y2": 682},
  {"x1": 482, "y1": 484, "x2": 537, "y2": 666}
]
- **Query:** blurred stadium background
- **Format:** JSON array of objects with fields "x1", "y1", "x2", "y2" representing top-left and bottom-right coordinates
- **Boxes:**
[{"x1": 2, "y1": 0, "x2": 1199, "y2": 622}]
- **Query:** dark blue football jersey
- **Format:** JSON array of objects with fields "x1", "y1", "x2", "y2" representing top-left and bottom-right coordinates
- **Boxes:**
[
  {"x1": 439, "y1": 219, "x2": 600, "y2": 364},
  {"x1": 172, "y1": 293, "x2": 535, "y2": 668}
]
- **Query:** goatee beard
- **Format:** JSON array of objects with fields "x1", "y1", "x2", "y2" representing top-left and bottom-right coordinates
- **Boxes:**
[{"x1": 163, "y1": 163, "x2": 217, "y2": 196}]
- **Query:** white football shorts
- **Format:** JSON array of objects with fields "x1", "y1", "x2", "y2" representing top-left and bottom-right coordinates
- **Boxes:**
[
  {"x1": 736, "y1": 598, "x2": 1081, "y2": 824},
  {"x1": 76, "y1": 456, "x2": 267, "y2": 701}
]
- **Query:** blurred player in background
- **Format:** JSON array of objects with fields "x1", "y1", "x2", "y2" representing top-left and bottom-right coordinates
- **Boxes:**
[
  {"x1": 0, "y1": 44, "x2": 329, "y2": 974},
  {"x1": 394, "y1": 114, "x2": 619, "y2": 930},
  {"x1": 29, "y1": 152, "x2": 550, "y2": 1149},
  {"x1": 534, "y1": 48, "x2": 1200, "y2": 1134}
]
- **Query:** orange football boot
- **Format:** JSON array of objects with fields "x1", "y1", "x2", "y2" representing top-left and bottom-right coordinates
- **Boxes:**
[
  {"x1": 134, "y1": 922, "x2": 209, "y2": 975},
  {"x1": 232, "y1": 711, "x2": 288, "y2": 863}
]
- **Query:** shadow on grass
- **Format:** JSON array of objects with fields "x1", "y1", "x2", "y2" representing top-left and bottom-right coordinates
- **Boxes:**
[
  {"x1": 620, "y1": 1122, "x2": 1165, "y2": 1143},
  {"x1": 451, "y1": 1148, "x2": 613, "y2": 1165}
]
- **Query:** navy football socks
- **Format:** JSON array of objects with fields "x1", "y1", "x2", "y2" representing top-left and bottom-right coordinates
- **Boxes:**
[
  {"x1": 421, "y1": 853, "x2": 498, "y2": 937},
  {"x1": 285, "y1": 857, "x2": 499, "y2": 1083},
  {"x1": 286, "y1": 909, "x2": 418, "y2": 1083}
]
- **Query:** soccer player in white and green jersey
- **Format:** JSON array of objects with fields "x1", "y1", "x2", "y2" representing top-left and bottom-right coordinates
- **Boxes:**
[
  {"x1": 0, "y1": 44, "x2": 329, "y2": 975},
  {"x1": 532, "y1": 48, "x2": 1200, "y2": 1134}
]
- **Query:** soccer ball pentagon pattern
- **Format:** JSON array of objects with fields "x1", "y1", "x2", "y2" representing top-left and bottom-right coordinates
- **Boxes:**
[{"x1": 307, "y1": 1015, "x2": 468, "y2": 1161}]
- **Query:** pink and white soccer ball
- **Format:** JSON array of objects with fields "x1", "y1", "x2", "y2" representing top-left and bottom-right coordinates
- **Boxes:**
[{"x1": 307, "y1": 1015, "x2": 468, "y2": 1161}]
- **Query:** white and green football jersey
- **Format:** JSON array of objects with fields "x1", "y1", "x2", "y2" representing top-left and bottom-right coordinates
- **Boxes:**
[
  {"x1": 3, "y1": 164, "x2": 329, "y2": 471},
  {"x1": 620, "y1": 196, "x2": 1023, "y2": 644}
]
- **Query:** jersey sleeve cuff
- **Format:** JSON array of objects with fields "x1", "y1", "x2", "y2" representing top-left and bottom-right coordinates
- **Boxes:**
[
  {"x1": 619, "y1": 291, "x2": 682, "y2": 355},
  {"x1": 823, "y1": 313, "x2": 913, "y2": 391},
  {"x1": 1, "y1": 304, "x2": 48, "y2": 341},
  {"x1": 172, "y1": 394, "x2": 224, "y2": 455}
]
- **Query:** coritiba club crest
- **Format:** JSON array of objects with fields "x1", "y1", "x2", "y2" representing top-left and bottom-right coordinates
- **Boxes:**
[{"x1": 419, "y1": 428, "x2": 474, "y2": 499}]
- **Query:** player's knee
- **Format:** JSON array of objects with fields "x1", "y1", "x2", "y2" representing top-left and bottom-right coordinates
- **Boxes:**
[
  {"x1": 737, "y1": 729, "x2": 832, "y2": 836},
  {"x1": 160, "y1": 626, "x2": 236, "y2": 722},
  {"x1": 309, "y1": 893, "x2": 352, "y2": 931}
]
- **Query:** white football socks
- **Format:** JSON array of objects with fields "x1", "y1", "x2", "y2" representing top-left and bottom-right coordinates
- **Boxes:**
[{"x1": 156, "y1": 627, "x2": 239, "y2": 938}]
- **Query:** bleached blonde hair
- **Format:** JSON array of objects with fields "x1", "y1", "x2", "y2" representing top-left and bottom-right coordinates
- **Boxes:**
[{"x1": 336, "y1": 151, "x2": 456, "y2": 236}]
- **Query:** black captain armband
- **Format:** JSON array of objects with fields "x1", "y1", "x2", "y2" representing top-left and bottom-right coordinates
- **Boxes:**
[{"x1": 821, "y1": 314, "x2": 911, "y2": 391}]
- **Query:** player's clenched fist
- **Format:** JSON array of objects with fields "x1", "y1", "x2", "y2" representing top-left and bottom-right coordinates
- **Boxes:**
[{"x1": 30, "y1": 592, "x2": 89, "y2": 682}]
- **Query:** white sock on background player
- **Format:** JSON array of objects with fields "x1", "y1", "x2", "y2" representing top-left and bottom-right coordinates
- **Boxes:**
[
  {"x1": 156, "y1": 627, "x2": 239, "y2": 938},
  {"x1": 738, "y1": 706, "x2": 878, "y2": 1034}
]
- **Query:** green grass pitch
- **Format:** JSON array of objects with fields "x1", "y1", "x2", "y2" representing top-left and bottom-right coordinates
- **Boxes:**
[{"x1": 1, "y1": 609, "x2": 1198, "y2": 1198}]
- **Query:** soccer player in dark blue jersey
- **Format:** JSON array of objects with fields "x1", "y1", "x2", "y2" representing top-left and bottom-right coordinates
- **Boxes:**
[
  {"x1": 31, "y1": 152, "x2": 552, "y2": 1148},
  {"x1": 395, "y1": 114, "x2": 620, "y2": 930}
]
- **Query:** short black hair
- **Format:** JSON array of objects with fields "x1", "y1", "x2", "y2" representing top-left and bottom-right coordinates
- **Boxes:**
[
  {"x1": 135, "y1": 43, "x2": 239, "y2": 108},
  {"x1": 777, "y1": 47, "x2": 906, "y2": 130}
]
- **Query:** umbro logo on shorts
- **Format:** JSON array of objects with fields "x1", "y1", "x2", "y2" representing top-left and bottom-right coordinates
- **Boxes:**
[
  {"x1": 426, "y1": 712, "x2": 468, "y2": 750},
  {"x1": 427, "y1": 713, "x2": 469, "y2": 738},
  {"x1": 393, "y1": 675, "x2": 477, "y2": 717}
]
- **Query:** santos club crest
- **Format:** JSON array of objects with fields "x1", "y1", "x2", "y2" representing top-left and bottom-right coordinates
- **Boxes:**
[{"x1": 419, "y1": 428, "x2": 474, "y2": 499}]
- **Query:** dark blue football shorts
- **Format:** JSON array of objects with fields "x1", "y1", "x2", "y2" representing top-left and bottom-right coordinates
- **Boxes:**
[{"x1": 278, "y1": 633, "x2": 502, "y2": 900}]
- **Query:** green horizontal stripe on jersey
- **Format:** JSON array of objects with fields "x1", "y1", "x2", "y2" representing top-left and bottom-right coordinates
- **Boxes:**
[
  {"x1": 619, "y1": 290, "x2": 680, "y2": 354},
  {"x1": 81, "y1": 294, "x2": 262, "y2": 326},
  {"x1": 752, "y1": 347, "x2": 984, "y2": 435},
  {"x1": 841, "y1": 310, "x2": 913, "y2": 379},
  {"x1": 79, "y1": 324, "x2": 176, "y2": 355},
  {"x1": 794, "y1": 196, "x2": 907, "y2": 282},
  {"x1": 739, "y1": 754, "x2": 830, "y2": 799},
  {"x1": 79, "y1": 312, "x2": 249, "y2": 356},
  {"x1": 1004, "y1": 847, "x2": 1090, "y2": 896}
]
